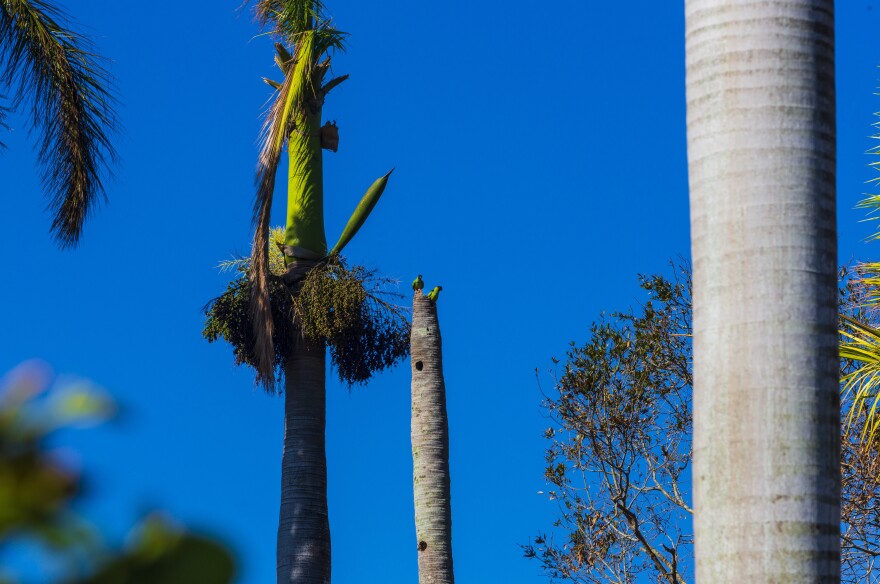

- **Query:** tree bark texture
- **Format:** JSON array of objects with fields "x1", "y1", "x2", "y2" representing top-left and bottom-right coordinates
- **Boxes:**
[
  {"x1": 277, "y1": 329, "x2": 330, "y2": 584},
  {"x1": 686, "y1": 1, "x2": 839, "y2": 582},
  {"x1": 411, "y1": 292, "x2": 454, "y2": 584}
]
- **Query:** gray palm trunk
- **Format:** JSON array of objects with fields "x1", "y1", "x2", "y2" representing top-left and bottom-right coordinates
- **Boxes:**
[
  {"x1": 411, "y1": 292, "x2": 454, "y2": 584},
  {"x1": 685, "y1": 1, "x2": 839, "y2": 581},
  {"x1": 277, "y1": 265, "x2": 330, "y2": 584}
]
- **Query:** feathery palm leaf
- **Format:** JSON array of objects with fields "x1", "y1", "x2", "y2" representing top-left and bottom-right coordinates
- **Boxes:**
[
  {"x1": 838, "y1": 92, "x2": 880, "y2": 440},
  {"x1": 0, "y1": 0, "x2": 118, "y2": 247},
  {"x1": 249, "y1": 0, "x2": 346, "y2": 49},
  {"x1": 841, "y1": 315, "x2": 880, "y2": 441}
]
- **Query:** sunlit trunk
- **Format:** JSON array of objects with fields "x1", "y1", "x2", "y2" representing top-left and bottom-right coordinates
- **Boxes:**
[
  {"x1": 411, "y1": 292, "x2": 454, "y2": 584},
  {"x1": 686, "y1": 1, "x2": 839, "y2": 581}
]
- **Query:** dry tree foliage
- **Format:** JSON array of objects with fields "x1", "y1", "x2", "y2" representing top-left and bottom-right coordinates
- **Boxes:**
[
  {"x1": 525, "y1": 263, "x2": 693, "y2": 584},
  {"x1": 527, "y1": 263, "x2": 880, "y2": 584}
]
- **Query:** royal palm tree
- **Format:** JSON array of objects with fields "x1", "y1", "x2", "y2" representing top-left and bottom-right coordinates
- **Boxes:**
[
  {"x1": 685, "y1": 1, "x2": 839, "y2": 581},
  {"x1": 0, "y1": 0, "x2": 118, "y2": 247},
  {"x1": 410, "y1": 287, "x2": 454, "y2": 584},
  {"x1": 243, "y1": 2, "x2": 393, "y2": 582}
]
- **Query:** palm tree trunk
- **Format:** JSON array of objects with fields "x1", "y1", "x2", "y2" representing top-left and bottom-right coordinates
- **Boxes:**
[
  {"x1": 686, "y1": 1, "x2": 838, "y2": 582},
  {"x1": 277, "y1": 305, "x2": 330, "y2": 584},
  {"x1": 411, "y1": 292, "x2": 454, "y2": 584}
]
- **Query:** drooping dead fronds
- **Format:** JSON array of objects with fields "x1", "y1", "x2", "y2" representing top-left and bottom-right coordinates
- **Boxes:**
[
  {"x1": 0, "y1": 0, "x2": 119, "y2": 247},
  {"x1": 249, "y1": 67, "x2": 297, "y2": 389}
]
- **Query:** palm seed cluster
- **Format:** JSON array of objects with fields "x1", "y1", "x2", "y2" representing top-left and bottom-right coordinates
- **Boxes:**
[{"x1": 203, "y1": 229, "x2": 410, "y2": 389}]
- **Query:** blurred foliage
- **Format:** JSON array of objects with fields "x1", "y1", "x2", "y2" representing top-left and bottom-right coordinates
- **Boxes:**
[
  {"x1": 0, "y1": 362, "x2": 235, "y2": 584},
  {"x1": 526, "y1": 262, "x2": 880, "y2": 584},
  {"x1": 203, "y1": 228, "x2": 410, "y2": 389},
  {"x1": 77, "y1": 515, "x2": 235, "y2": 584}
]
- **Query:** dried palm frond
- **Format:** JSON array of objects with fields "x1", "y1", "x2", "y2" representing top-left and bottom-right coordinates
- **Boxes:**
[
  {"x1": 249, "y1": 29, "x2": 329, "y2": 389},
  {"x1": 0, "y1": 0, "x2": 119, "y2": 247}
]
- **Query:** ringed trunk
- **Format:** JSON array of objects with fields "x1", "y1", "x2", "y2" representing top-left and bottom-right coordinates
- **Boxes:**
[
  {"x1": 685, "y1": 1, "x2": 839, "y2": 581},
  {"x1": 410, "y1": 292, "x2": 454, "y2": 584},
  {"x1": 277, "y1": 311, "x2": 330, "y2": 584}
]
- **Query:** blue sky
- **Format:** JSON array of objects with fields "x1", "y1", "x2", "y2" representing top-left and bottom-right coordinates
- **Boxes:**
[{"x1": 2, "y1": 2, "x2": 880, "y2": 583}]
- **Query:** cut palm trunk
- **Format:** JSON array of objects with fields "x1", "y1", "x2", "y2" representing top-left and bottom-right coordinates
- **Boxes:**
[
  {"x1": 410, "y1": 291, "x2": 454, "y2": 584},
  {"x1": 685, "y1": 0, "x2": 839, "y2": 581}
]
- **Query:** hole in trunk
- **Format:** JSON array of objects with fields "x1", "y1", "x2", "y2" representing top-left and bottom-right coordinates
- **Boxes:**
[
  {"x1": 418, "y1": 541, "x2": 428, "y2": 551},
  {"x1": 415, "y1": 361, "x2": 423, "y2": 371}
]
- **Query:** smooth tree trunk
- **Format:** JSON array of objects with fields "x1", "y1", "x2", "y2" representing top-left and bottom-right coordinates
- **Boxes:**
[
  {"x1": 411, "y1": 292, "x2": 454, "y2": 584},
  {"x1": 277, "y1": 260, "x2": 330, "y2": 584},
  {"x1": 686, "y1": 1, "x2": 839, "y2": 582},
  {"x1": 277, "y1": 332, "x2": 329, "y2": 584}
]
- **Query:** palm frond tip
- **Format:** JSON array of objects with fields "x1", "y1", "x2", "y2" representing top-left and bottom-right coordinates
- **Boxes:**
[{"x1": 248, "y1": 0, "x2": 346, "y2": 48}]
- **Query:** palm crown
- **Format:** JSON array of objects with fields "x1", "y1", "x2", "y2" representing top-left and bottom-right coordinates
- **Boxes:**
[{"x1": 246, "y1": 0, "x2": 391, "y2": 387}]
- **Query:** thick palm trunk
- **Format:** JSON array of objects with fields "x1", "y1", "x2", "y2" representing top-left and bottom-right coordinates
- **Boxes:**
[
  {"x1": 686, "y1": 1, "x2": 838, "y2": 582},
  {"x1": 277, "y1": 329, "x2": 330, "y2": 584},
  {"x1": 411, "y1": 292, "x2": 454, "y2": 584}
]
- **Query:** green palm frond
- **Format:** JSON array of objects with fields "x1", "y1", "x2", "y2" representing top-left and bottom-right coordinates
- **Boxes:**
[
  {"x1": 0, "y1": 0, "x2": 119, "y2": 248},
  {"x1": 841, "y1": 315, "x2": 880, "y2": 440},
  {"x1": 849, "y1": 261, "x2": 880, "y2": 311},
  {"x1": 249, "y1": 0, "x2": 346, "y2": 49}
]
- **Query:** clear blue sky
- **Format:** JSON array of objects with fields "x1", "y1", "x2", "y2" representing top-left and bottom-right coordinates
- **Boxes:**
[{"x1": 2, "y1": 2, "x2": 879, "y2": 583}]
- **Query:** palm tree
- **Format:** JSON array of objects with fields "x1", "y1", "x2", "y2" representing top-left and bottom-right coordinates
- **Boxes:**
[
  {"x1": 685, "y1": 1, "x2": 839, "y2": 581},
  {"x1": 242, "y1": 2, "x2": 394, "y2": 582},
  {"x1": 410, "y1": 288, "x2": 454, "y2": 584},
  {"x1": 0, "y1": 0, "x2": 118, "y2": 247}
]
